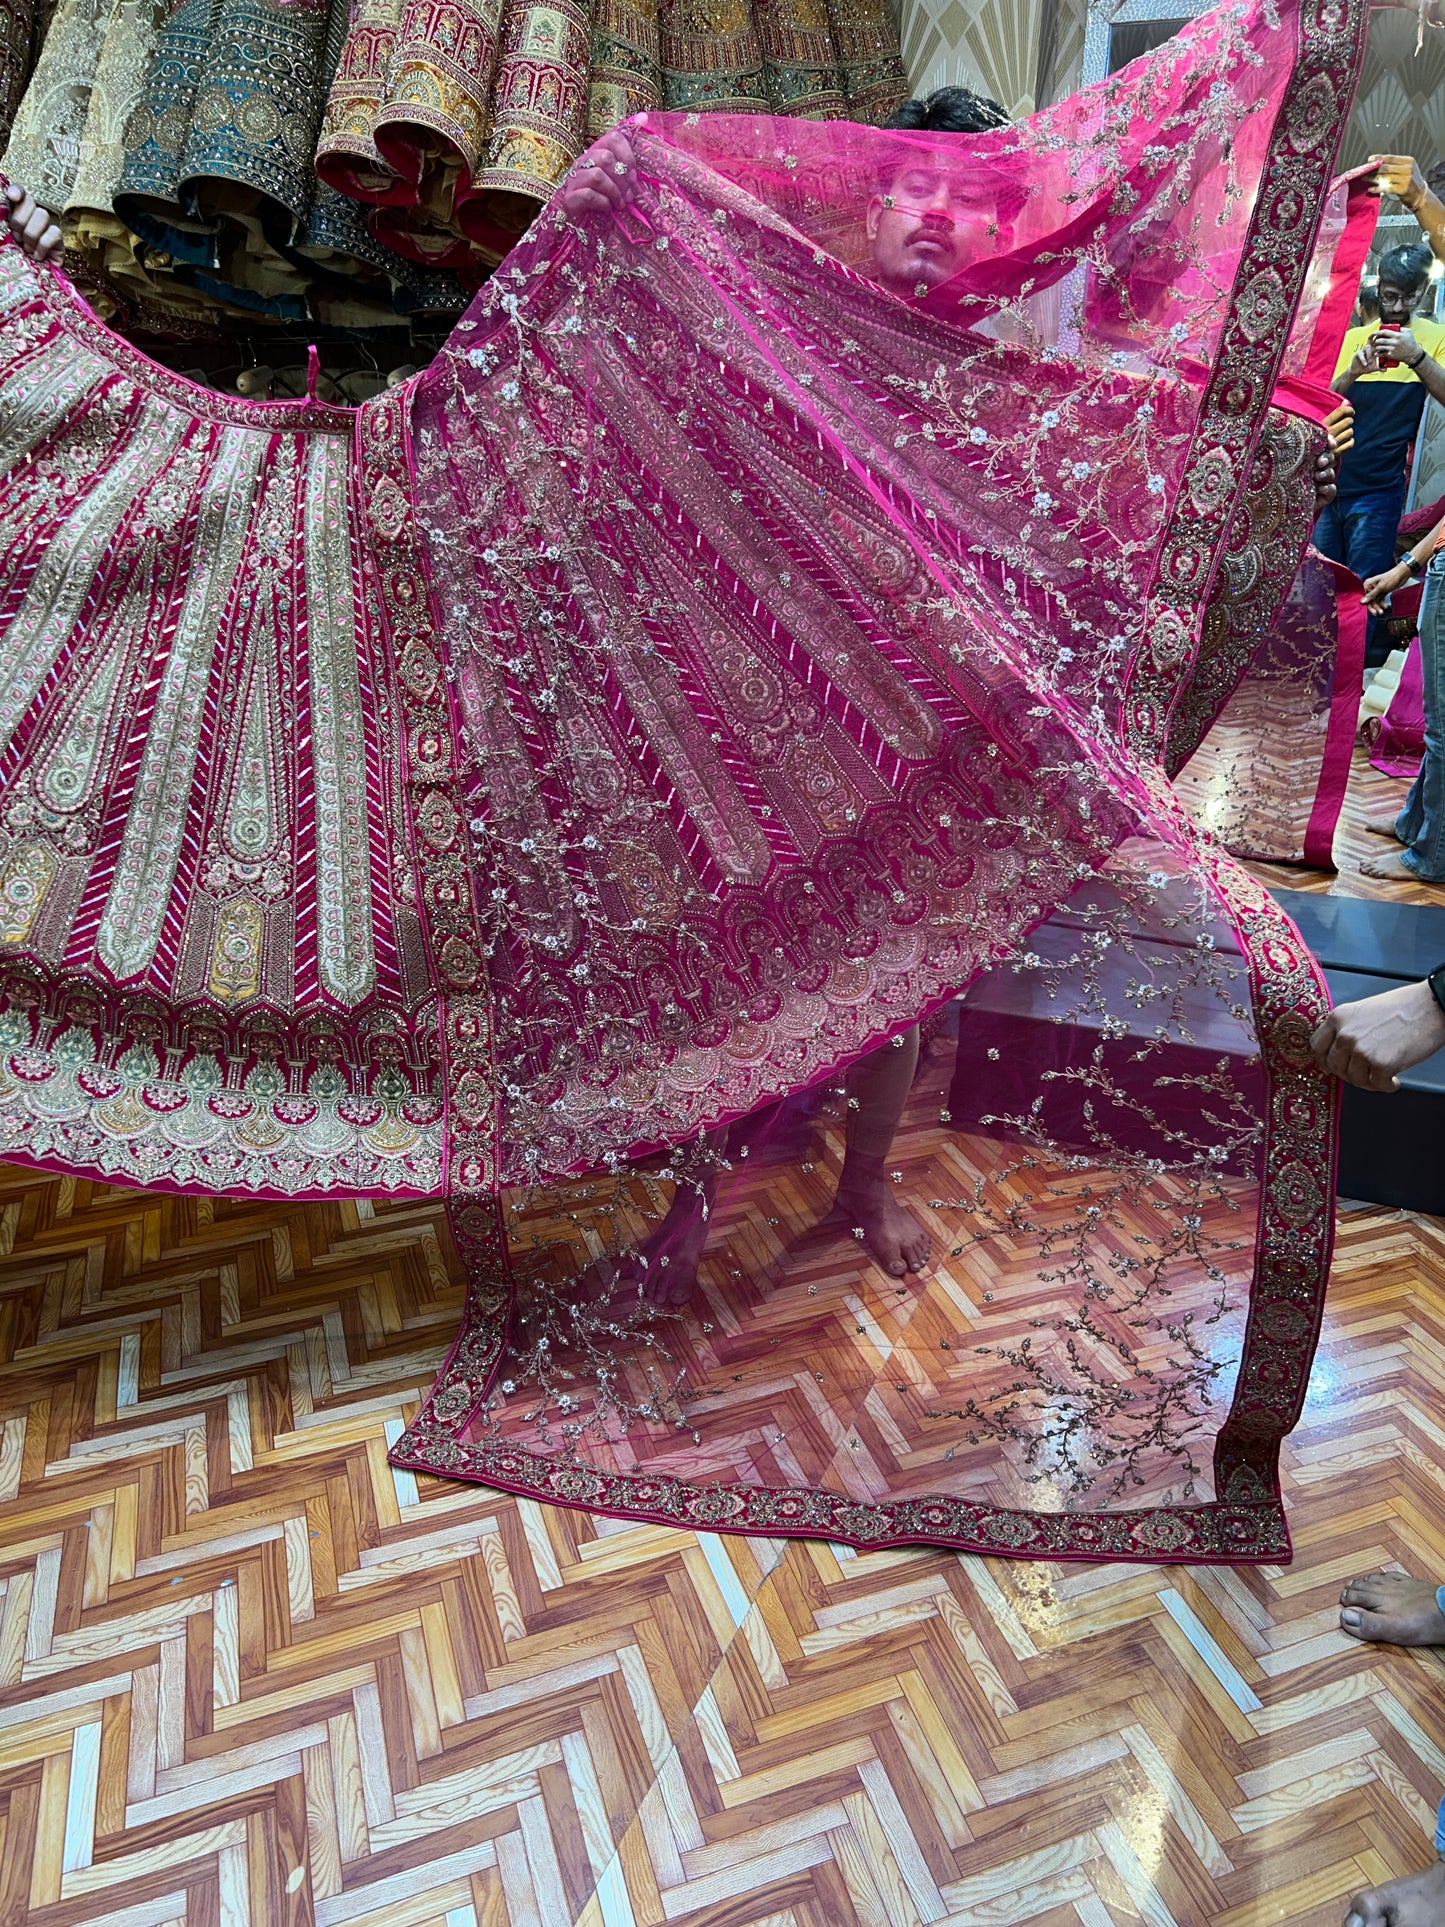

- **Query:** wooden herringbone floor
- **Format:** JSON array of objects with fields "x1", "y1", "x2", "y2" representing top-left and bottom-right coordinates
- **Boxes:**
[{"x1": 0, "y1": 747, "x2": 1442, "y2": 1927}]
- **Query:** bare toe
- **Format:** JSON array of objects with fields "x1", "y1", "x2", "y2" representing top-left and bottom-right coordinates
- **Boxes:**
[
  {"x1": 832, "y1": 1179, "x2": 931, "y2": 1281},
  {"x1": 1340, "y1": 1573, "x2": 1393, "y2": 1609},
  {"x1": 1343, "y1": 1887, "x2": 1389, "y2": 1927},
  {"x1": 1337, "y1": 1573, "x2": 1445, "y2": 1646},
  {"x1": 660, "y1": 1267, "x2": 695, "y2": 1307},
  {"x1": 1358, "y1": 851, "x2": 1417, "y2": 882},
  {"x1": 1344, "y1": 1860, "x2": 1445, "y2": 1927}
]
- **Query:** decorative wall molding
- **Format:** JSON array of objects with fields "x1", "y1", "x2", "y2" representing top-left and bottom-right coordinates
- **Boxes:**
[{"x1": 1079, "y1": 0, "x2": 1206, "y2": 88}]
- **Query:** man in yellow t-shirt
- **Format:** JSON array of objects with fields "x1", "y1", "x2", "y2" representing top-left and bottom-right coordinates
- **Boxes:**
[{"x1": 1315, "y1": 243, "x2": 1445, "y2": 662}]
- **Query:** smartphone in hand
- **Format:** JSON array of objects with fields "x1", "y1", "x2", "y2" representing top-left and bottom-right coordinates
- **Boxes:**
[{"x1": 1373, "y1": 326, "x2": 1402, "y2": 369}]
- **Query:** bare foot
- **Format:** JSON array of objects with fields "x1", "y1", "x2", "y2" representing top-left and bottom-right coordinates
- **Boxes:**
[
  {"x1": 1339, "y1": 1572, "x2": 1445, "y2": 1645},
  {"x1": 1345, "y1": 1858, "x2": 1445, "y2": 1925},
  {"x1": 610, "y1": 1174, "x2": 716, "y2": 1309},
  {"x1": 1364, "y1": 811, "x2": 1404, "y2": 839},
  {"x1": 831, "y1": 1169, "x2": 930, "y2": 1278},
  {"x1": 1359, "y1": 851, "x2": 1421, "y2": 882}
]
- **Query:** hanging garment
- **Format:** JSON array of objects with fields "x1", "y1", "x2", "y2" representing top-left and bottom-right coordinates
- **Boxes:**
[
  {"x1": 0, "y1": 0, "x2": 109, "y2": 217},
  {"x1": 0, "y1": 0, "x2": 459, "y2": 324},
  {"x1": 1172, "y1": 167, "x2": 1383, "y2": 872},
  {"x1": 0, "y1": 0, "x2": 33, "y2": 151},
  {"x1": 314, "y1": 0, "x2": 907, "y2": 267},
  {"x1": 112, "y1": 0, "x2": 343, "y2": 319},
  {"x1": 0, "y1": 0, "x2": 1381, "y2": 1561}
]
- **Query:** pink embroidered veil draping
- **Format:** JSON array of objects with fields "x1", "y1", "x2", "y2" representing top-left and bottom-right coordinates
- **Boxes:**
[
  {"x1": 1173, "y1": 168, "x2": 1382, "y2": 871},
  {"x1": 0, "y1": 0, "x2": 1383, "y2": 1561}
]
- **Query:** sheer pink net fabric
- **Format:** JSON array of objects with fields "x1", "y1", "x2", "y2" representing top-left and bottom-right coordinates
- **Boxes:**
[
  {"x1": 390, "y1": 0, "x2": 1372, "y2": 1559},
  {"x1": 1176, "y1": 552, "x2": 1367, "y2": 866},
  {"x1": 1174, "y1": 171, "x2": 1380, "y2": 869}
]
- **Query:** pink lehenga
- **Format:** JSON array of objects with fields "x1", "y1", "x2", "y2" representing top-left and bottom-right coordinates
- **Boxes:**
[{"x1": 0, "y1": 0, "x2": 1381, "y2": 1561}]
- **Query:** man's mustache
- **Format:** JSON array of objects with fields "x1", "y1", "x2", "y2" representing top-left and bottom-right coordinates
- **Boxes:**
[{"x1": 904, "y1": 212, "x2": 956, "y2": 246}]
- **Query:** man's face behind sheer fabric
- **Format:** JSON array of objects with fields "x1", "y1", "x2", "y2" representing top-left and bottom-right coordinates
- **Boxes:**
[{"x1": 865, "y1": 161, "x2": 1002, "y2": 293}]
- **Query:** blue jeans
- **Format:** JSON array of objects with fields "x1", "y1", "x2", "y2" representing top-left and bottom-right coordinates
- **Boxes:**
[
  {"x1": 1314, "y1": 483, "x2": 1408, "y2": 663},
  {"x1": 1394, "y1": 555, "x2": 1445, "y2": 881}
]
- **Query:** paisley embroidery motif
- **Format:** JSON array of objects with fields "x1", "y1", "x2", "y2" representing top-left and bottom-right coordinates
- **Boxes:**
[{"x1": 223, "y1": 628, "x2": 285, "y2": 865}]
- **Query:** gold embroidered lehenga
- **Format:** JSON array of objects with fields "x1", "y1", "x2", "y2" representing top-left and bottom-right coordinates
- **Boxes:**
[{"x1": 0, "y1": 0, "x2": 1383, "y2": 1560}]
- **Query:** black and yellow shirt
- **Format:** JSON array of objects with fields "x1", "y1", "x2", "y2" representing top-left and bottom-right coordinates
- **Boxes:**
[{"x1": 1334, "y1": 317, "x2": 1445, "y2": 497}]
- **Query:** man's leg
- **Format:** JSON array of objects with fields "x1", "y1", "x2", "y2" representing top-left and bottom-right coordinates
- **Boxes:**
[
  {"x1": 1364, "y1": 558, "x2": 1445, "y2": 881},
  {"x1": 1312, "y1": 496, "x2": 1346, "y2": 562},
  {"x1": 1340, "y1": 486, "x2": 1409, "y2": 666},
  {"x1": 834, "y1": 1025, "x2": 930, "y2": 1278},
  {"x1": 1367, "y1": 573, "x2": 1433, "y2": 842},
  {"x1": 1337, "y1": 1582, "x2": 1445, "y2": 1922},
  {"x1": 1403, "y1": 562, "x2": 1445, "y2": 880},
  {"x1": 619, "y1": 1125, "x2": 729, "y2": 1307},
  {"x1": 1344, "y1": 1841, "x2": 1445, "y2": 1925},
  {"x1": 625, "y1": 1028, "x2": 933, "y2": 1299},
  {"x1": 1318, "y1": 1005, "x2": 1445, "y2": 1921}
]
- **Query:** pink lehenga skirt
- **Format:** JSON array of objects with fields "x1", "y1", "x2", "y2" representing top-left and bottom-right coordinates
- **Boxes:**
[{"x1": 0, "y1": 0, "x2": 1381, "y2": 1562}]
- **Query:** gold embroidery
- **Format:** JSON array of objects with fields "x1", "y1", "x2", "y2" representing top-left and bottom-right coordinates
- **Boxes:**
[
  {"x1": 208, "y1": 894, "x2": 265, "y2": 1003},
  {"x1": 0, "y1": 840, "x2": 55, "y2": 943},
  {"x1": 37, "y1": 607, "x2": 134, "y2": 813},
  {"x1": 97, "y1": 426, "x2": 269, "y2": 981},
  {"x1": 305, "y1": 434, "x2": 376, "y2": 1007},
  {"x1": 0, "y1": 395, "x2": 184, "y2": 759},
  {"x1": 223, "y1": 617, "x2": 285, "y2": 863}
]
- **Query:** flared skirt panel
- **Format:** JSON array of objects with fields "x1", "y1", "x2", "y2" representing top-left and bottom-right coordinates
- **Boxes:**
[{"x1": 0, "y1": 242, "x2": 448, "y2": 1195}]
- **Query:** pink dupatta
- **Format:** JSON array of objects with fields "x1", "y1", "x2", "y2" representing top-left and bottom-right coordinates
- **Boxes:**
[{"x1": 384, "y1": 0, "x2": 1374, "y2": 1559}]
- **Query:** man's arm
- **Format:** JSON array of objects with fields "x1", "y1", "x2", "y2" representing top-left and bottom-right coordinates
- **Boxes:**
[
  {"x1": 1361, "y1": 508, "x2": 1445, "y2": 612},
  {"x1": 1333, "y1": 338, "x2": 1378, "y2": 395},
  {"x1": 1370, "y1": 154, "x2": 1445, "y2": 263},
  {"x1": 1394, "y1": 330, "x2": 1445, "y2": 404},
  {"x1": 1311, "y1": 978, "x2": 1445, "y2": 1091}
]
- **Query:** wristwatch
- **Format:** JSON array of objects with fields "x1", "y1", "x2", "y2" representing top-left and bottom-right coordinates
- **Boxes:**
[
  {"x1": 1429, "y1": 964, "x2": 1445, "y2": 1016},
  {"x1": 1407, "y1": 550, "x2": 1431, "y2": 578}
]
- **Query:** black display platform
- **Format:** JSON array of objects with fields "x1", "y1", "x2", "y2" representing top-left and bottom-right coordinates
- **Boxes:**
[{"x1": 1272, "y1": 889, "x2": 1445, "y2": 1213}]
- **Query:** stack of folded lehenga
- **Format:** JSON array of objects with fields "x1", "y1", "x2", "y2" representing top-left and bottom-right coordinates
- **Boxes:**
[{"x1": 0, "y1": 0, "x2": 907, "y2": 330}]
